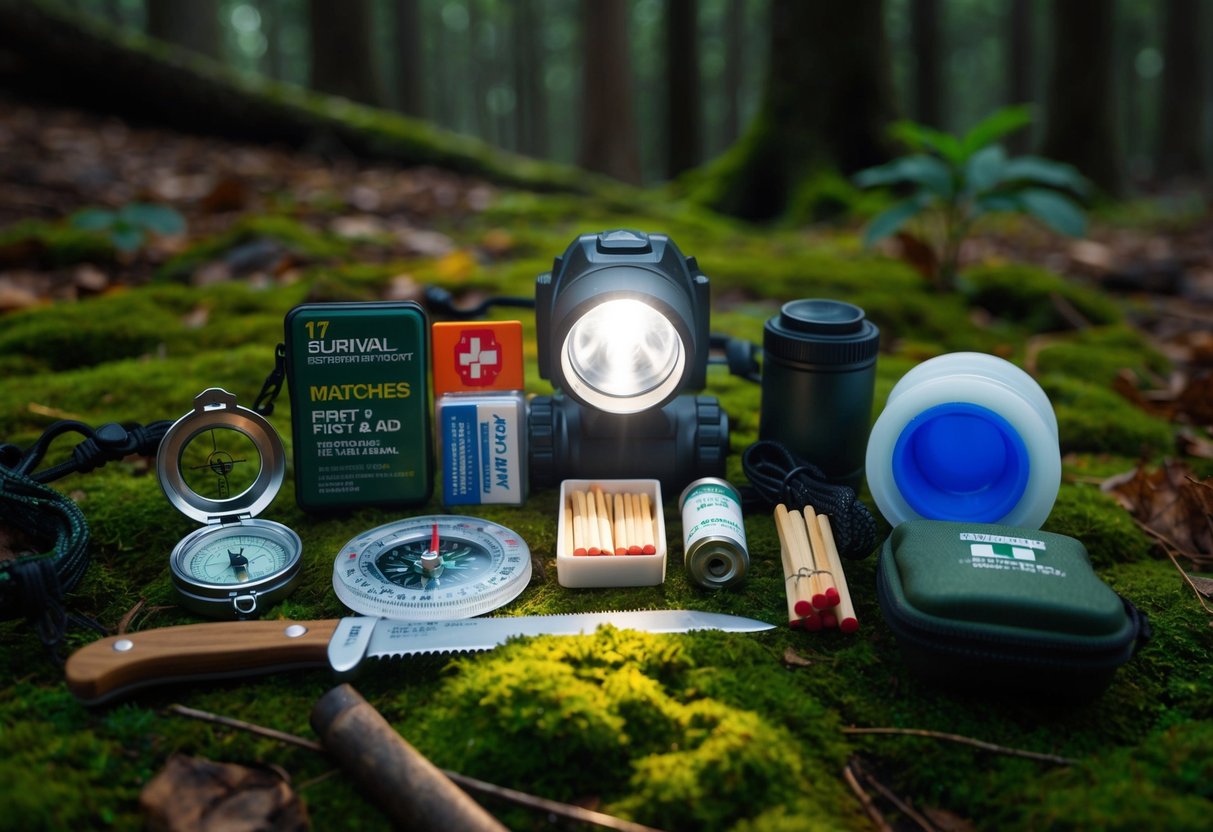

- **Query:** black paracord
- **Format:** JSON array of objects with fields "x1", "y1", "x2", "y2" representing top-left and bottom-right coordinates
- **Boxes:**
[
  {"x1": 0, "y1": 419, "x2": 171, "y2": 654},
  {"x1": 741, "y1": 440, "x2": 878, "y2": 559}
]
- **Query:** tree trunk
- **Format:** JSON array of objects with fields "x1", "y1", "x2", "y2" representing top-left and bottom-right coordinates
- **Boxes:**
[
  {"x1": 146, "y1": 0, "x2": 220, "y2": 59},
  {"x1": 1157, "y1": 0, "x2": 1206, "y2": 179},
  {"x1": 665, "y1": 0, "x2": 701, "y2": 179},
  {"x1": 1041, "y1": 0, "x2": 1120, "y2": 194},
  {"x1": 513, "y1": 0, "x2": 547, "y2": 158},
  {"x1": 721, "y1": 0, "x2": 743, "y2": 149},
  {"x1": 393, "y1": 0, "x2": 424, "y2": 118},
  {"x1": 307, "y1": 0, "x2": 383, "y2": 106},
  {"x1": 577, "y1": 0, "x2": 642, "y2": 184},
  {"x1": 910, "y1": 0, "x2": 944, "y2": 128},
  {"x1": 706, "y1": 0, "x2": 896, "y2": 220},
  {"x1": 1005, "y1": 0, "x2": 1032, "y2": 152}
]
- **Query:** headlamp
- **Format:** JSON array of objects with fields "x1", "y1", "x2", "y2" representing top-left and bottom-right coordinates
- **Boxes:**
[{"x1": 530, "y1": 231, "x2": 727, "y2": 490}]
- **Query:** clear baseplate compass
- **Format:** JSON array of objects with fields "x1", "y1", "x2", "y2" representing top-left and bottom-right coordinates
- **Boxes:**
[
  {"x1": 158, "y1": 388, "x2": 303, "y2": 619},
  {"x1": 333, "y1": 516, "x2": 532, "y2": 620}
]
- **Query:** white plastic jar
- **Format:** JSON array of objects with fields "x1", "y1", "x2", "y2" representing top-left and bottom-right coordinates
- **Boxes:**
[{"x1": 865, "y1": 352, "x2": 1060, "y2": 529}]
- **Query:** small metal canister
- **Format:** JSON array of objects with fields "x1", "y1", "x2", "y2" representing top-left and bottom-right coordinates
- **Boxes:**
[{"x1": 679, "y1": 477, "x2": 749, "y2": 589}]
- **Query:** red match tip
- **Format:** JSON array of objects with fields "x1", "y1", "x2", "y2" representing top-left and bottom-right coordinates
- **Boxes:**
[
  {"x1": 811, "y1": 593, "x2": 829, "y2": 610},
  {"x1": 789, "y1": 618, "x2": 802, "y2": 629},
  {"x1": 588, "y1": 547, "x2": 601, "y2": 555},
  {"x1": 802, "y1": 613, "x2": 823, "y2": 632},
  {"x1": 574, "y1": 548, "x2": 588, "y2": 556},
  {"x1": 839, "y1": 617, "x2": 859, "y2": 633},
  {"x1": 820, "y1": 611, "x2": 838, "y2": 629},
  {"x1": 628, "y1": 545, "x2": 642, "y2": 555},
  {"x1": 794, "y1": 599, "x2": 813, "y2": 617},
  {"x1": 642, "y1": 544, "x2": 657, "y2": 555},
  {"x1": 615, "y1": 547, "x2": 628, "y2": 555},
  {"x1": 825, "y1": 588, "x2": 841, "y2": 606}
]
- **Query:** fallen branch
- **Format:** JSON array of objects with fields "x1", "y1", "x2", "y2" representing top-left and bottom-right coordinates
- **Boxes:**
[
  {"x1": 842, "y1": 727, "x2": 1077, "y2": 765},
  {"x1": 166, "y1": 703, "x2": 664, "y2": 832},
  {"x1": 849, "y1": 758, "x2": 938, "y2": 832},
  {"x1": 843, "y1": 759, "x2": 893, "y2": 832}
]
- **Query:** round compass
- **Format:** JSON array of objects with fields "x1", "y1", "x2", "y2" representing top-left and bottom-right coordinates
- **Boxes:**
[
  {"x1": 333, "y1": 515, "x2": 532, "y2": 620},
  {"x1": 159, "y1": 388, "x2": 303, "y2": 619}
]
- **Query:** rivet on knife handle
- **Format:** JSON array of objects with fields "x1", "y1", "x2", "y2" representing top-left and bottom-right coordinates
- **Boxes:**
[{"x1": 64, "y1": 619, "x2": 338, "y2": 705}]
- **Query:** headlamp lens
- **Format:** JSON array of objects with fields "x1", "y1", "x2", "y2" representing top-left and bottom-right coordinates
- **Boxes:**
[{"x1": 563, "y1": 298, "x2": 684, "y2": 408}]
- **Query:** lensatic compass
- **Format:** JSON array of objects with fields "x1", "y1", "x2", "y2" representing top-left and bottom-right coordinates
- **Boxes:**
[
  {"x1": 333, "y1": 515, "x2": 532, "y2": 620},
  {"x1": 158, "y1": 388, "x2": 303, "y2": 619}
]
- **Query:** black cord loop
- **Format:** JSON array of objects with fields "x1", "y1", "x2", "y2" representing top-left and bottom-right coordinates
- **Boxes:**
[{"x1": 741, "y1": 440, "x2": 878, "y2": 559}]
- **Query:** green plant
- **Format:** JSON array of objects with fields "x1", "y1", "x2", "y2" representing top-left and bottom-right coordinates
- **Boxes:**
[
  {"x1": 853, "y1": 106, "x2": 1090, "y2": 289},
  {"x1": 70, "y1": 202, "x2": 186, "y2": 252}
]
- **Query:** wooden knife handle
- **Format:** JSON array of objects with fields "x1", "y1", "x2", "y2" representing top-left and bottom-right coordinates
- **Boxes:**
[{"x1": 65, "y1": 619, "x2": 339, "y2": 704}]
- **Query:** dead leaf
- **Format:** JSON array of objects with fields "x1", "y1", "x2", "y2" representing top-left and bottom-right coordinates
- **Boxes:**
[
  {"x1": 1191, "y1": 576, "x2": 1213, "y2": 600},
  {"x1": 782, "y1": 647, "x2": 814, "y2": 668},
  {"x1": 1177, "y1": 428, "x2": 1213, "y2": 460},
  {"x1": 480, "y1": 228, "x2": 514, "y2": 257},
  {"x1": 141, "y1": 754, "x2": 309, "y2": 832},
  {"x1": 433, "y1": 250, "x2": 477, "y2": 283},
  {"x1": 893, "y1": 231, "x2": 937, "y2": 280},
  {"x1": 200, "y1": 177, "x2": 251, "y2": 213},
  {"x1": 1104, "y1": 461, "x2": 1213, "y2": 566},
  {"x1": 383, "y1": 274, "x2": 421, "y2": 302},
  {"x1": 329, "y1": 215, "x2": 386, "y2": 240},
  {"x1": 922, "y1": 807, "x2": 978, "y2": 832}
]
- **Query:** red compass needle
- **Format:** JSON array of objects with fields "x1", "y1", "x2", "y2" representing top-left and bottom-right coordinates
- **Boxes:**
[{"x1": 430, "y1": 522, "x2": 440, "y2": 557}]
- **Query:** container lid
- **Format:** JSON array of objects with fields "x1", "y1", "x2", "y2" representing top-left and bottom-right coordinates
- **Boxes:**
[
  {"x1": 432, "y1": 321, "x2": 525, "y2": 395},
  {"x1": 763, "y1": 299, "x2": 880, "y2": 365},
  {"x1": 891, "y1": 403, "x2": 1029, "y2": 523},
  {"x1": 157, "y1": 388, "x2": 285, "y2": 524}
]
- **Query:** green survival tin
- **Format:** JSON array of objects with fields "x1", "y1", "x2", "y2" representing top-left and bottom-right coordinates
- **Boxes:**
[{"x1": 284, "y1": 302, "x2": 432, "y2": 510}]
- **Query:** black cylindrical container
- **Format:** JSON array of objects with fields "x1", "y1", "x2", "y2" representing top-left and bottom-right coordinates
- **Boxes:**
[{"x1": 760, "y1": 299, "x2": 880, "y2": 490}]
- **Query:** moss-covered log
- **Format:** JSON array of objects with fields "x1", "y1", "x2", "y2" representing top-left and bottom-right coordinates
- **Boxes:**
[{"x1": 0, "y1": 0, "x2": 606, "y2": 196}]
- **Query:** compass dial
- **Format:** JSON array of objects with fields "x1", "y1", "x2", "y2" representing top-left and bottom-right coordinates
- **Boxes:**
[
  {"x1": 184, "y1": 532, "x2": 292, "y2": 586},
  {"x1": 334, "y1": 516, "x2": 532, "y2": 620}
]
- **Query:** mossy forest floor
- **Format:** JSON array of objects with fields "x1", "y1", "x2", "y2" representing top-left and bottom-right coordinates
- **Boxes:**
[{"x1": 2, "y1": 98, "x2": 1212, "y2": 831}]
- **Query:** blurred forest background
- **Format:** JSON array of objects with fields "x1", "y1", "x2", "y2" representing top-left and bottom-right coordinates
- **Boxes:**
[{"x1": 5, "y1": 0, "x2": 1211, "y2": 199}]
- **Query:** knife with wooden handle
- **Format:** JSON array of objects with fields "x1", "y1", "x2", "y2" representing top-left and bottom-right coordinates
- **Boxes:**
[{"x1": 65, "y1": 610, "x2": 775, "y2": 704}]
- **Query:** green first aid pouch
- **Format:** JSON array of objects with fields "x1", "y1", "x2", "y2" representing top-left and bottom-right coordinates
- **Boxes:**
[{"x1": 876, "y1": 520, "x2": 1150, "y2": 699}]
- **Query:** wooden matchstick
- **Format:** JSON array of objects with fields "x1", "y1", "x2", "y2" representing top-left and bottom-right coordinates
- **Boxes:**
[
  {"x1": 627, "y1": 494, "x2": 643, "y2": 555},
  {"x1": 584, "y1": 489, "x2": 603, "y2": 555},
  {"x1": 639, "y1": 493, "x2": 656, "y2": 555},
  {"x1": 818, "y1": 515, "x2": 858, "y2": 633},
  {"x1": 593, "y1": 488, "x2": 613, "y2": 557},
  {"x1": 613, "y1": 493, "x2": 627, "y2": 555},
  {"x1": 563, "y1": 503, "x2": 574, "y2": 558},
  {"x1": 803, "y1": 505, "x2": 837, "y2": 609},
  {"x1": 773, "y1": 505, "x2": 802, "y2": 628},
  {"x1": 784, "y1": 508, "x2": 818, "y2": 617},
  {"x1": 572, "y1": 490, "x2": 588, "y2": 556}
]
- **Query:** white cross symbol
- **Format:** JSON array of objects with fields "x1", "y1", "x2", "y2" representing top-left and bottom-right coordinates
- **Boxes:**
[{"x1": 459, "y1": 337, "x2": 499, "y2": 379}]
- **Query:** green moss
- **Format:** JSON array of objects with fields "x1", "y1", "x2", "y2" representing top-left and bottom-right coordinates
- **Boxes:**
[
  {"x1": 0, "y1": 293, "x2": 181, "y2": 372},
  {"x1": 1044, "y1": 483, "x2": 1152, "y2": 567},
  {"x1": 0, "y1": 218, "x2": 116, "y2": 267},
  {"x1": 155, "y1": 215, "x2": 352, "y2": 282},
  {"x1": 1034, "y1": 326, "x2": 1171, "y2": 387},
  {"x1": 1041, "y1": 374, "x2": 1175, "y2": 456},
  {"x1": 962, "y1": 263, "x2": 1123, "y2": 330}
]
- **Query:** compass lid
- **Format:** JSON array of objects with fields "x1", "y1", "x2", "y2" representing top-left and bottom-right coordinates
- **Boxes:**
[{"x1": 157, "y1": 388, "x2": 287, "y2": 524}]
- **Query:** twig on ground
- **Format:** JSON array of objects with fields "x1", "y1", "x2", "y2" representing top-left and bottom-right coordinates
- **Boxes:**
[
  {"x1": 850, "y1": 758, "x2": 939, "y2": 832},
  {"x1": 842, "y1": 727, "x2": 1077, "y2": 765},
  {"x1": 843, "y1": 759, "x2": 893, "y2": 832},
  {"x1": 166, "y1": 703, "x2": 665, "y2": 832},
  {"x1": 1131, "y1": 518, "x2": 1213, "y2": 616}
]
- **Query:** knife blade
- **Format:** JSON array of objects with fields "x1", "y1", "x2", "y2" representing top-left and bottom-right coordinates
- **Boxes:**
[{"x1": 65, "y1": 610, "x2": 774, "y2": 704}]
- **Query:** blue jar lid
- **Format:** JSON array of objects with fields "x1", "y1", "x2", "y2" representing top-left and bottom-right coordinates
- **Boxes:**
[{"x1": 891, "y1": 403, "x2": 1030, "y2": 523}]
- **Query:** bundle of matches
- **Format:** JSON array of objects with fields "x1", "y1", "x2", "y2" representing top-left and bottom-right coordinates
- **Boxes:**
[
  {"x1": 564, "y1": 487, "x2": 658, "y2": 556},
  {"x1": 774, "y1": 503, "x2": 858, "y2": 633}
]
